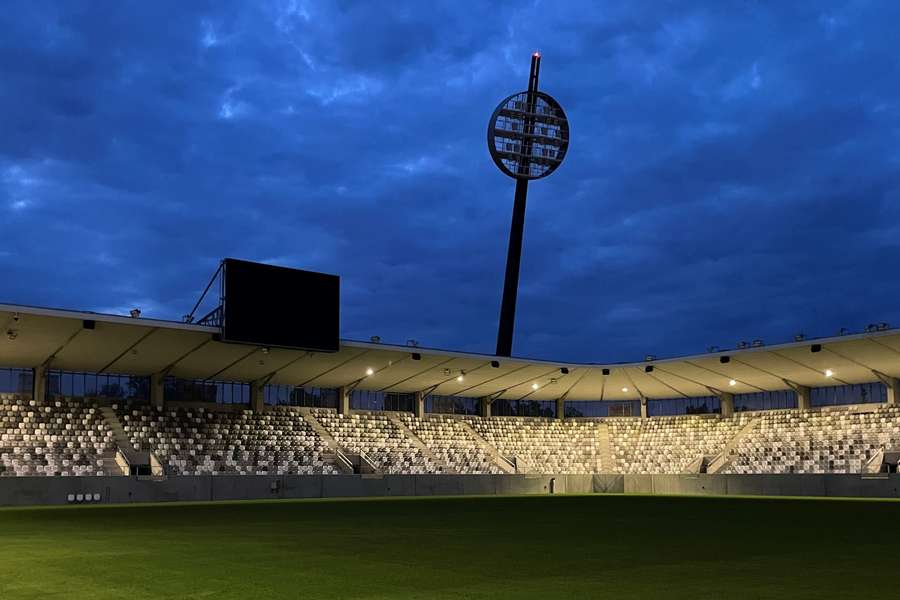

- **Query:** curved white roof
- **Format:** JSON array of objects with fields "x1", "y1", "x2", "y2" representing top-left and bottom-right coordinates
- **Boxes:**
[{"x1": 2, "y1": 303, "x2": 898, "y2": 401}]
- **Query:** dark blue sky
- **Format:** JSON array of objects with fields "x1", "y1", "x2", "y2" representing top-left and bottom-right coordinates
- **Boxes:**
[{"x1": 2, "y1": 2, "x2": 899, "y2": 363}]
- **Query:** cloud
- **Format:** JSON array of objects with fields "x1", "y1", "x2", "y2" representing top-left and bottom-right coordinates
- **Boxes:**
[{"x1": 1, "y1": 0, "x2": 899, "y2": 365}]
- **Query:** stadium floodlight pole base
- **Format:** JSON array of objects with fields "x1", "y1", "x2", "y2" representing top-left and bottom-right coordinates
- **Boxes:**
[{"x1": 496, "y1": 178, "x2": 528, "y2": 357}]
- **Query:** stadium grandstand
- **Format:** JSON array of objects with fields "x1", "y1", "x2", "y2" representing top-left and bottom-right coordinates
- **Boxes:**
[{"x1": 3, "y1": 300, "x2": 900, "y2": 505}]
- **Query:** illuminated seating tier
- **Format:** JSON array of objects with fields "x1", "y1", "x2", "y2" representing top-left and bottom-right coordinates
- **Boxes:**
[
  {"x1": 607, "y1": 414, "x2": 750, "y2": 474},
  {"x1": 724, "y1": 406, "x2": 900, "y2": 474},
  {"x1": 119, "y1": 405, "x2": 339, "y2": 476},
  {"x1": 311, "y1": 409, "x2": 440, "y2": 474},
  {"x1": 6, "y1": 391, "x2": 900, "y2": 477},
  {"x1": 398, "y1": 413, "x2": 504, "y2": 474},
  {"x1": 466, "y1": 416, "x2": 601, "y2": 474},
  {"x1": 0, "y1": 393, "x2": 115, "y2": 477}
]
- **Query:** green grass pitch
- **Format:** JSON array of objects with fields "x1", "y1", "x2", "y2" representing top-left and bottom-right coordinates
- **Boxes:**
[{"x1": 1, "y1": 493, "x2": 897, "y2": 599}]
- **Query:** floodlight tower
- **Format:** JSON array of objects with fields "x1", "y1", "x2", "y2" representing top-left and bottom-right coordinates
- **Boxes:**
[{"x1": 488, "y1": 52, "x2": 569, "y2": 357}]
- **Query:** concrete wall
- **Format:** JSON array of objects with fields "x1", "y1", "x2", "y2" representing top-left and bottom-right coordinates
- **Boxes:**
[
  {"x1": 1, "y1": 473, "x2": 898, "y2": 507},
  {"x1": 623, "y1": 474, "x2": 900, "y2": 499},
  {"x1": 0, "y1": 474, "x2": 594, "y2": 507}
]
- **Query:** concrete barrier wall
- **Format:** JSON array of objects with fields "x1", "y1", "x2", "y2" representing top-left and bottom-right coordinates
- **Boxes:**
[
  {"x1": 1, "y1": 473, "x2": 899, "y2": 507},
  {"x1": 0, "y1": 474, "x2": 586, "y2": 507},
  {"x1": 624, "y1": 474, "x2": 900, "y2": 499}
]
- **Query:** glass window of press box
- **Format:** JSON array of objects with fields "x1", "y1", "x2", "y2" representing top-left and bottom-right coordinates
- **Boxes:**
[
  {"x1": 491, "y1": 399, "x2": 556, "y2": 418},
  {"x1": 647, "y1": 396, "x2": 721, "y2": 417},
  {"x1": 264, "y1": 385, "x2": 338, "y2": 408},
  {"x1": 733, "y1": 390, "x2": 797, "y2": 412},
  {"x1": 426, "y1": 395, "x2": 479, "y2": 415},
  {"x1": 164, "y1": 377, "x2": 249, "y2": 405},
  {"x1": 0, "y1": 368, "x2": 33, "y2": 395},
  {"x1": 46, "y1": 369, "x2": 148, "y2": 401},
  {"x1": 350, "y1": 390, "x2": 416, "y2": 412},
  {"x1": 811, "y1": 382, "x2": 885, "y2": 407},
  {"x1": 565, "y1": 400, "x2": 639, "y2": 418}
]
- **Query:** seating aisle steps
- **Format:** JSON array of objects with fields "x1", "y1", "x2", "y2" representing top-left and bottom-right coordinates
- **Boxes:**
[{"x1": 455, "y1": 419, "x2": 516, "y2": 474}]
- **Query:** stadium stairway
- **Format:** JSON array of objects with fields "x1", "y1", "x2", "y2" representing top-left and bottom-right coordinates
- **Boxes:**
[
  {"x1": 385, "y1": 413, "x2": 453, "y2": 473},
  {"x1": 99, "y1": 449, "x2": 125, "y2": 476},
  {"x1": 455, "y1": 420, "x2": 516, "y2": 474},
  {"x1": 594, "y1": 421, "x2": 614, "y2": 472},
  {"x1": 99, "y1": 406, "x2": 150, "y2": 475},
  {"x1": 706, "y1": 415, "x2": 760, "y2": 474},
  {"x1": 864, "y1": 448, "x2": 886, "y2": 474},
  {"x1": 296, "y1": 408, "x2": 356, "y2": 474}
]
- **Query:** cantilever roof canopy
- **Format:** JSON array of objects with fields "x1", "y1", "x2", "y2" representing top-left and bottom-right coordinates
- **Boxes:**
[{"x1": 1, "y1": 303, "x2": 899, "y2": 401}]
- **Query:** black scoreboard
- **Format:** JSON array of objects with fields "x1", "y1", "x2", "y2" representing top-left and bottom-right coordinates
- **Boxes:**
[{"x1": 221, "y1": 258, "x2": 340, "y2": 352}]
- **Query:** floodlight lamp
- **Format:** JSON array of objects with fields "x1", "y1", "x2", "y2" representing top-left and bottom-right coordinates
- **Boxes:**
[
  {"x1": 365, "y1": 367, "x2": 374, "y2": 376},
  {"x1": 729, "y1": 379, "x2": 737, "y2": 387},
  {"x1": 824, "y1": 369, "x2": 834, "y2": 378},
  {"x1": 621, "y1": 387, "x2": 629, "y2": 393},
  {"x1": 531, "y1": 383, "x2": 539, "y2": 390}
]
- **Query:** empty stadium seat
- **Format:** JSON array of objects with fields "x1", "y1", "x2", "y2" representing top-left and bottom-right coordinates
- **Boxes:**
[
  {"x1": 399, "y1": 413, "x2": 504, "y2": 474},
  {"x1": 723, "y1": 406, "x2": 900, "y2": 474},
  {"x1": 311, "y1": 409, "x2": 439, "y2": 474},
  {"x1": 0, "y1": 393, "x2": 115, "y2": 477},
  {"x1": 118, "y1": 405, "x2": 340, "y2": 476},
  {"x1": 465, "y1": 416, "x2": 602, "y2": 474},
  {"x1": 607, "y1": 414, "x2": 749, "y2": 474}
]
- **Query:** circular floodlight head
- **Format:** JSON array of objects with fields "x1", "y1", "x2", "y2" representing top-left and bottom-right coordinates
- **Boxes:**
[{"x1": 488, "y1": 90, "x2": 569, "y2": 181}]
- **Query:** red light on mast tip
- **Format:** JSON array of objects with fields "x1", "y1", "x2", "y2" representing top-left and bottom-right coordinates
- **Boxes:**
[{"x1": 533, "y1": 51, "x2": 541, "y2": 57}]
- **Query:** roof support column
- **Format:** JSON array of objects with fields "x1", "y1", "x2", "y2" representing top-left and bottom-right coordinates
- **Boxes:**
[
  {"x1": 150, "y1": 372, "x2": 165, "y2": 409},
  {"x1": 887, "y1": 379, "x2": 900, "y2": 406},
  {"x1": 32, "y1": 365, "x2": 46, "y2": 403},
  {"x1": 877, "y1": 375, "x2": 900, "y2": 406},
  {"x1": 719, "y1": 392, "x2": 734, "y2": 418},
  {"x1": 640, "y1": 396, "x2": 648, "y2": 419},
  {"x1": 414, "y1": 391, "x2": 425, "y2": 419},
  {"x1": 556, "y1": 397, "x2": 565, "y2": 420},
  {"x1": 250, "y1": 381, "x2": 264, "y2": 412},
  {"x1": 797, "y1": 385, "x2": 811, "y2": 411},
  {"x1": 337, "y1": 386, "x2": 350, "y2": 415},
  {"x1": 480, "y1": 397, "x2": 492, "y2": 418}
]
